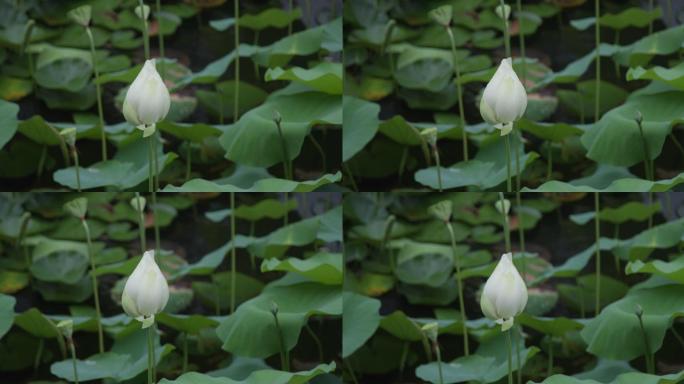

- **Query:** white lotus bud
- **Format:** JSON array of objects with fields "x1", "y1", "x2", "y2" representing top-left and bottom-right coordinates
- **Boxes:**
[
  {"x1": 480, "y1": 253, "x2": 527, "y2": 331},
  {"x1": 480, "y1": 58, "x2": 527, "y2": 136},
  {"x1": 121, "y1": 250, "x2": 169, "y2": 328},
  {"x1": 122, "y1": 59, "x2": 170, "y2": 137}
]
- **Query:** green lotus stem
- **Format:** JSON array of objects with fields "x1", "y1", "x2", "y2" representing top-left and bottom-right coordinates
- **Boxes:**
[
  {"x1": 636, "y1": 114, "x2": 653, "y2": 181},
  {"x1": 446, "y1": 222, "x2": 469, "y2": 355},
  {"x1": 516, "y1": 0, "x2": 526, "y2": 85},
  {"x1": 345, "y1": 359, "x2": 359, "y2": 384},
  {"x1": 18, "y1": 213, "x2": 31, "y2": 274},
  {"x1": 85, "y1": 27, "x2": 107, "y2": 162},
  {"x1": 435, "y1": 341, "x2": 444, "y2": 384},
  {"x1": 230, "y1": 192, "x2": 237, "y2": 314},
  {"x1": 274, "y1": 114, "x2": 293, "y2": 180},
  {"x1": 34, "y1": 338, "x2": 44, "y2": 371},
  {"x1": 72, "y1": 146, "x2": 81, "y2": 192},
  {"x1": 249, "y1": 221, "x2": 256, "y2": 270},
  {"x1": 182, "y1": 332, "x2": 188, "y2": 373},
  {"x1": 308, "y1": 133, "x2": 327, "y2": 172},
  {"x1": 669, "y1": 133, "x2": 684, "y2": 167},
  {"x1": 515, "y1": 130, "x2": 521, "y2": 191},
  {"x1": 153, "y1": 132, "x2": 160, "y2": 191},
  {"x1": 433, "y1": 143, "x2": 443, "y2": 192},
  {"x1": 382, "y1": 20, "x2": 396, "y2": 75},
  {"x1": 547, "y1": 337, "x2": 553, "y2": 376},
  {"x1": 505, "y1": 134, "x2": 512, "y2": 192},
  {"x1": 305, "y1": 324, "x2": 324, "y2": 362},
  {"x1": 499, "y1": 0, "x2": 511, "y2": 57},
  {"x1": 185, "y1": 143, "x2": 192, "y2": 181},
  {"x1": 594, "y1": 0, "x2": 600, "y2": 122},
  {"x1": 234, "y1": 0, "x2": 240, "y2": 123},
  {"x1": 67, "y1": 337, "x2": 79, "y2": 384},
  {"x1": 343, "y1": 163, "x2": 358, "y2": 191},
  {"x1": 614, "y1": 30, "x2": 621, "y2": 79},
  {"x1": 156, "y1": 0, "x2": 165, "y2": 77},
  {"x1": 147, "y1": 132, "x2": 154, "y2": 192},
  {"x1": 288, "y1": 0, "x2": 294, "y2": 35},
  {"x1": 579, "y1": 286, "x2": 586, "y2": 318},
  {"x1": 516, "y1": 191, "x2": 526, "y2": 277},
  {"x1": 419, "y1": 330, "x2": 433, "y2": 361},
  {"x1": 253, "y1": 30, "x2": 260, "y2": 78},
  {"x1": 672, "y1": 327, "x2": 684, "y2": 351},
  {"x1": 515, "y1": 327, "x2": 522, "y2": 384},
  {"x1": 81, "y1": 219, "x2": 104, "y2": 353},
  {"x1": 636, "y1": 307, "x2": 655, "y2": 374},
  {"x1": 134, "y1": 192, "x2": 147, "y2": 253},
  {"x1": 399, "y1": 341, "x2": 409, "y2": 376},
  {"x1": 613, "y1": 224, "x2": 620, "y2": 274},
  {"x1": 398, "y1": 146, "x2": 408, "y2": 183},
  {"x1": 445, "y1": 26, "x2": 468, "y2": 161},
  {"x1": 507, "y1": 329, "x2": 513, "y2": 384},
  {"x1": 667, "y1": 0, "x2": 674, "y2": 25},
  {"x1": 546, "y1": 142, "x2": 553, "y2": 181},
  {"x1": 272, "y1": 304, "x2": 290, "y2": 371},
  {"x1": 36, "y1": 145, "x2": 47, "y2": 180},
  {"x1": 383, "y1": 215, "x2": 396, "y2": 272},
  {"x1": 594, "y1": 192, "x2": 601, "y2": 314},
  {"x1": 138, "y1": 0, "x2": 150, "y2": 60},
  {"x1": 649, "y1": 0, "x2": 654, "y2": 34},
  {"x1": 151, "y1": 144, "x2": 160, "y2": 256},
  {"x1": 305, "y1": 0, "x2": 312, "y2": 25},
  {"x1": 147, "y1": 323, "x2": 155, "y2": 384},
  {"x1": 499, "y1": 193, "x2": 511, "y2": 253}
]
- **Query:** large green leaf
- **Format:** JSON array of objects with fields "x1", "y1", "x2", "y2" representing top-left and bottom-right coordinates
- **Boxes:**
[
  {"x1": 569, "y1": 201, "x2": 660, "y2": 225},
  {"x1": 216, "y1": 282, "x2": 341, "y2": 358},
  {"x1": 580, "y1": 284, "x2": 684, "y2": 360},
  {"x1": 193, "y1": 272, "x2": 265, "y2": 312},
  {"x1": 163, "y1": 172, "x2": 341, "y2": 192},
  {"x1": 612, "y1": 218, "x2": 684, "y2": 260},
  {"x1": 626, "y1": 257, "x2": 684, "y2": 284},
  {"x1": 0, "y1": 294, "x2": 15, "y2": 340},
  {"x1": 265, "y1": 62, "x2": 342, "y2": 95},
  {"x1": 627, "y1": 61, "x2": 684, "y2": 90},
  {"x1": 209, "y1": 8, "x2": 302, "y2": 31},
  {"x1": 0, "y1": 100, "x2": 19, "y2": 151},
  {"x1": 523, "y1": 171, "x2": 684, "y2": 192},
  {"x1": 261, "y1": 252, "x2": 342, "y2": 285},
  {"x1": 570, "y1": 7, "x2": 661, "y2": 31},
  {"x1": 343, "y1": 96, "x2": 380, "y2": 161},
  {"x1": 581, "y1": 91, "x2": 684, "y2": 167},
  {"x1": 205, "y1": 198, "x2": 297, "y2": 222},
  {"x1": 531, "y1": 370, "x2": 684, "y2": 384},
  {"x1": 394, "y1": 241, "x2": 453, "y2": 287},
  {"x1": 33, "y1": 46, "x2": 92, "y2": 92},
  {"x1": 159, "y1": 363, "x2": 335, "y2": 384},
  {"x1": 196, "y1": 81, "x2": 268, "y2": 122},
  {"x1": 342, "y1": 292, "x2": 381, "y2": 358},
  {"x1": 29, "y1": 239, "x2": 89, "y2": 284},
  {"x1": 219, "y1": 92, "x2": 340, "y2": 168}
]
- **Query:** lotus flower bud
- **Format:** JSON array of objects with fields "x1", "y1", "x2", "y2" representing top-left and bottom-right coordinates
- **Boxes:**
[
  {"x1": 480, "y1": 58, "x2": 527, "y2": 136},
  {"x1": 480, "y1": 253, "x2": 527, "y2": 331},
  {"x1": 122, "y1": 59, "x2": 170, "y2": 137},
  {"x1": 122, "y1": 250, "x2": 169, "y2": 328}
]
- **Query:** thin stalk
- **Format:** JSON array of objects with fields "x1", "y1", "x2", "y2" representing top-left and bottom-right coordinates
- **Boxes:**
[
  {"x1": 499, "y1": 0, "x2": 511, "y2": 57},
  {"x1": 499, "y1": 193, "x2": 511, "y2": 254},
  {"x1": 507, "y1": 329, "x2": 513, "y2": 384},
  {"x1": 433, "y1": 143, "x2": 443, "y2": 192},
  {"x1": 672, "y1": 327, "x2": 684, "y2": 352},
  {"x1": 34, "y1": 338, "x2": 44, "y2": 371},
  {"x1": 594, "y1": 192, "x2": 601, "y2": 314},
  {"x1": 594, "y1": 0, "x2": 600, "y2": 122},
  {"x1": 288, "y1": 0, "x2": 293, "y2": 35},
  {"x1": 546, "y1": 142, "x2": 553, "y2": 181},
  {"x1": 515, "y1": 327, "x2": 522, "y2": 384},
  {"x1": 219, "y1": 94, "x2": 224, "y2": 124},
  {"x1": 669, "y1": 132, "x2": 684, "y2": 167},
  {"x1": 156, "y1": 0, "x2": 165, "y2": 77},
  {"x1": 36, "y1": 145, "x2": 47, "y2": 181},
  {"x1": 435, "y1": 342, "x2": 444, "y2": 384},
  {"x1": 147, "y1": 131, "x2": 153, "y2": 192},
  {"x1": 233, "y1": 0, "x2": 240, "y2": 123},
  {"x1": 253, "y1": 30, "x2": 260, "y2": 79},
  {"x1": 636, "y1": 117, "x2": 653, "y2": 181},
  {"x1": 230, "y1": 192, "x2": 237, "y2": 313},
  {"x1": 446, "y1": 222, "x2": 469, "y2": 355},
  {"x1": 18, "y1": 213, "x2": 31, "y2": 273},
  {"x1": 516, "y1": 0, "x2": 526, "y2": 85},
  {"x1": 69, "y1": 339, "x2": 79, "y2": 384},
  {"x1": 147, "y1": 323, "x2": 155, "y2": 384},
  {"x1": 637, "y1": 310, "x2": 655, "y2": 374},
  {"x1": 82, "y1": 220, "x2": 104, "y2": 353},
  {"x1": 249, "y1": 221, "x2": 256, "y2": 270},
  {"x1": 446, "y1": 27, "x2": 468, "y2": 160},
  {"x1": 547, "y1": 338, "x2": 554, "y2": 377},
  {"x1": 305, "y1": 324, "x2": 324, "y2": 362},
  {"x1": 153, "y1": 131, "x2": 160, "y2": 192},
  {"x1": 305, "y1": 0, "x2": 312, "y2": 25},
  {"x1": 613, "y1": 224, "x2": 620, "y2": 274},
  {"x1": 151, "y1": 188, "x2": 160, "y2": 255},
  {"x1": 614, "y1": 30, "x2": 621, "y2": 79},
  {"x1": 275, "y1": 118, "x2": 293, "y2": 180},
  {"x1": 345, "y1": 359, "x2": 359, "y2": 384},
  {"x1": 72, "y1": 147, "x2": 81, "y2": 192},
  {"x1": 420, "y1": 331, "x2": 433, "y2": 362},
  {"x1": 516, "y1": 191, "x2": 526, "y2": 278},
  {"x1": 272, "y1": 307, "x2": 290, "y2": 371},
  {"x1": 185, "y1": 143, "x2": 192, "y2": 181},
  {"x1": 308, "y1": 133, "x2": 326, "y2": 172},
  {"x1": 649, "y1": 0, "x2": 654, "y2": 35},
  {"x1": 398, "y1": 146, "x2": 408, "y2": 184},
  {"x1": 134, "y1": 192, "x2": 147, "y2": 253},
  {"x1": 343, "y1": 163, "x2": 358, "y2": 191},
  {"x1": 138, "y1": 0, "x2": 150, "y2": 60},
  {"x1": 86, "y1": 27, "x2": 106, "y2": 161},
  {"x1": 505, "y1": 134, "x2": 512, "y2": 192},
  {"x1": 399, "y1": 341, "x2": 409, "y2": 377},
  {"x1": 515, "y1": 128, "x2": 521, "y2": 191},
  {"x1": 182, "y1": 332, "x2": 188, "y2": 373}
]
